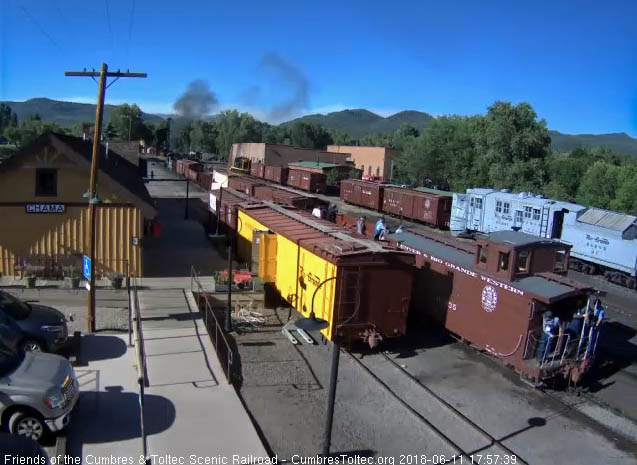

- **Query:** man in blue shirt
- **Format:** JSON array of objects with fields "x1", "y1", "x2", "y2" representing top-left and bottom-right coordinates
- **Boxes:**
[{"x1": 373, "y1": 218, "x2": 386, "y2": 241}]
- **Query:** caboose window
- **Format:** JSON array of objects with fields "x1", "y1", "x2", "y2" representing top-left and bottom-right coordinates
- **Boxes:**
[
  {"x1": 478, "y1": 245, "x2": 488, "y2": 264},
  {"x1": 498, "y1": 252, "x2": 509, "y2": 271},
  {"x1": 516, "y1": 250, "x2": 530, "y2": 272},
  {"x1": 524, "y1": 206, "x2": 532, "y2": 218},
  {"x1": 496, "y1": 200, "x2": 502, "y2": 213},
  {"x1": 503, "y1": 202, "x2": 510, "y2": 214},
  {"x1": 555, "y1": 249, "x2": 567, "y2": 271},
  {"x1": 533, "y1": 208, "x2": 541, "y2": 221}
]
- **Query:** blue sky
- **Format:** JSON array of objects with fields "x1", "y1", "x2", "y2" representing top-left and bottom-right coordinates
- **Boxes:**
[{"x1": 1, "y1": 0, "x2": 636, "y2": 135}]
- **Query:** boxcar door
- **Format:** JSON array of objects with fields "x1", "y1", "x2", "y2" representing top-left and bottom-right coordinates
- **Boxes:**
[
  {"x1": 450, "y1": 193, "x2": 469, "y2": 235},
  {"x1": 467, "y1": 195, "x2": 485, "y2": 232}
]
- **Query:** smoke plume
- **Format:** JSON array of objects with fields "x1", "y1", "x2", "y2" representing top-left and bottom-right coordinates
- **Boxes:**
[
  {"x1": 173, "y1": 79, "x2": 218, "y2": 118},
  {"x1": 258, "y1": 52, "x2": 310, "y2": 122}
]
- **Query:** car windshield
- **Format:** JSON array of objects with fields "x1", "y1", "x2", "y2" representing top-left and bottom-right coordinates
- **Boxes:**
[{"x1": 0, "y1": 292, "x2": 31, "y2": 320}]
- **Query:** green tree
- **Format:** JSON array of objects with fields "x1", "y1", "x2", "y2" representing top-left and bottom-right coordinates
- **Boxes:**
[
  {"x1": 576, "y1": 161, "x2": 620, "y2": 209},
  {"x1": 329, "y1": 129, "x2": 353, "y2": 146},
  {"x1": 289, "y1": 122, "x2": 333, "y2": 149},
  {"x1": 214, "y1": 110, "x2": 263, "y2": 160},
  {"x1": 472, "y1": 101, "x2": 551, "y2": 190},
  {"x1": 109, "y1": 104, "x2": 153, "y2": 142}
]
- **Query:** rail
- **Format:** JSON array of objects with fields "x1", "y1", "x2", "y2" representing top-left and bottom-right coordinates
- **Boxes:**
[
  {"x1": 131, "y1": 275, "x2": 150, "y2": 464},
  {"x1": 190, "y1": 266, "x2": 234, "y2": 384}
]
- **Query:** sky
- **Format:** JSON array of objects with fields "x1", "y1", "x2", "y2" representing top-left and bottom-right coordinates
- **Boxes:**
[{"x1": 0, "y1": 0, "x2": 636, "y2": 135}]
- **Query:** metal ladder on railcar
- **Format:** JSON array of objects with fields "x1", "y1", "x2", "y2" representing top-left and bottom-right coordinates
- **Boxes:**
[{"x1": 539, "y1": 205, "x2": 551, "y2": 238}]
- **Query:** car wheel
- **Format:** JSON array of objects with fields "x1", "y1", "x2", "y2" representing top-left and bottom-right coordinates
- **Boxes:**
[
  {"x1": 20, "y1": 340, "x2": 43, "y2": 352},
  {"x1": 8, "y1": 411, "x2": 47, "y2": 443}
]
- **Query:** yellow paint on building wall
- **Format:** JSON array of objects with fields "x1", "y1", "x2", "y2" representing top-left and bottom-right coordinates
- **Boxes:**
[{"x1": 0, "y1": 205, "x2": 142, "y2": 277}]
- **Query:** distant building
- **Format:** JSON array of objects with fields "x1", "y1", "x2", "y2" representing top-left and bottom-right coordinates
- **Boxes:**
[
  {"x1": 229, "y1": 143, "x2": 350, "y2": 169},
  {"x1": 0, "y1": 133, "x2": 156, "y2": 277},
  {"x1": 326, "y1": 145, "x2": 400, "y2": 182}
]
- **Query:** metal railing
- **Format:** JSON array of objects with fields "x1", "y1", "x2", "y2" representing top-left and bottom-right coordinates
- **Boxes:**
[
  {"x1": 131, "y1": 275, "x2": 150, "y2": 464},
  {"x1": 526, "y1": 329, "x2": 598, "y2": 367},
  {"x1": 190, "y1": 266, "x2": 234, "y2": 384}
]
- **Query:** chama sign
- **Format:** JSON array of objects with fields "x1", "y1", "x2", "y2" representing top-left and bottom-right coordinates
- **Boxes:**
[{"x1": 25, "y1": 203, "x2": 66, "y2": 214}]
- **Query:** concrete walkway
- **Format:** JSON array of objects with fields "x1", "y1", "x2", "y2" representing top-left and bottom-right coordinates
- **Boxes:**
[{"x1": 137, "y1": 280, "x2": 268, "y2": 460}]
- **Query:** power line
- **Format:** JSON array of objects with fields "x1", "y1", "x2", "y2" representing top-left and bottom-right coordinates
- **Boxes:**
[
  {"x1": 18, "y1": 5, "x2": 62, "y2": 52},
  {"x1": 104, "y1": 0, "x2": 114, "y2": 59},
  {"x1": 126, "y1": 0, "x2": 136, "y2": 65}
]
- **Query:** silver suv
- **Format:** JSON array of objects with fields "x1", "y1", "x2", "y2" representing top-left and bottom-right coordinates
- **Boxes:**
[{"x1": 0, "y1": 313, "x2": 79, "y2": 442}]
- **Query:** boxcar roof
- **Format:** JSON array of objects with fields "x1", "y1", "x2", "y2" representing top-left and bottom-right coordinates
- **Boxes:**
[
  {"x1": 389, "y1": 229, "x2": 587, "y2": 302},
  {"x1": 577, "y1": 207, "x2": 637, "y2": 232},
  {"x1": 388, "y1": 230, "x2": 474, "y2": 267},
  {"x1": 413, "y1": 186, "x2": 453, "y2": 197}
]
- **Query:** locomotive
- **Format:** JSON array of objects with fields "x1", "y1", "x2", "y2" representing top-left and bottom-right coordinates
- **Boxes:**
[{"x1": 451, "y1": 188, "x2": 637, "y2": 290}]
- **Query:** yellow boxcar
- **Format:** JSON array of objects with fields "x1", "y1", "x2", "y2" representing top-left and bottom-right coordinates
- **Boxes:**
[{"x1": 237, "y1": 206, "x2": 415, "y2": 344}]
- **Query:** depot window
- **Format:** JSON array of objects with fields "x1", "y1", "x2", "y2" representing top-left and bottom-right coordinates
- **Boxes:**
[
  {"x1": 515, "y1": 210, "x2": 523, "y2": 223},
  {"x1": 554, "y1": 249, "x2": 567, "y2": 271},
  {"x1": 474, "y1": 198, "x2": 483, "y2": 209},
  {"x1": 498, "y1": 252, "x2": 510, "y2": 271},
  {"x1": 496, "y1": 200, "x2": 502, "y2": 213},
  {"x1": 503, "y1": 202, "x2": 510, "y2": 214},
  {"x1": 524, "y1": 206, "x2": 532, "y2": 218},
  {"x1": 533, "y1": 208, "x2": 541, "y2": 221},
  {"x1": 478, "y1": 245, "x2": 489, "y2": 264},
  {"x1": 35, "y1": 168, "x2": 57, "y2": 197},
  {"x1": 516, "y1": 250, "x2": 530, "y2": 272}
]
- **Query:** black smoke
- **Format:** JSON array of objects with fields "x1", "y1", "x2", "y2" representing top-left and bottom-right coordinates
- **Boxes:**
[
  {"x1": 173, "y1": 79, "x2": 218, "y2": 118},
  {"x1": 258, "y1": 52, "x2": 310, "y2": 122}
]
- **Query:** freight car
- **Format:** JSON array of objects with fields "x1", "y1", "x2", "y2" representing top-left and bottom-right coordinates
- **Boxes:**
[
  {"x1": 451, "y1": 188, "x2": 637, "y2": 290},
  {"x1": 227, "y1": 175, "x2": 265, "y2": 197},
  {"x1": 250, "y1": 161, "x2": 265, "y2": 178},
  {"x1": 287, "y1": 169, "x2": 327, "y2": 193},
  {"x1": 387, "y1": 228, "x2": 595, "y2": 385},
  {"x1": 234, "y1": 203, "x2": 415, "y2": 345},
  {"x1": 264, "y1": 165, "x2": 289, "y2": 185},
  {"x1": 339, "y1": 179, "x2": 452, "y2": 229}
]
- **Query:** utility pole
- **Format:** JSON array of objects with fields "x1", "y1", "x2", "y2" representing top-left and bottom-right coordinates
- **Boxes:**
[{"x1": 65, "y1": 63, "x2": 147, "y2": 333}]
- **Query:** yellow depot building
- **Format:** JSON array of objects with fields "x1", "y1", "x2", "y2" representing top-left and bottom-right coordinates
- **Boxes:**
[{"x1": 0, "y1": 133, "x2": 157, "y2": 278}]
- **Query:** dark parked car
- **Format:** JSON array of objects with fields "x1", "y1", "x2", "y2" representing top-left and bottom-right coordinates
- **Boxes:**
[{"x1": 0, "y1": 292, "x2": 68, "y2": 353}]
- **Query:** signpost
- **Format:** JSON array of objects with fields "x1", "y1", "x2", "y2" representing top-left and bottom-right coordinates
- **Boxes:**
[{"x1": 83, "y1": 255, "x2": 91, "y2": 281}]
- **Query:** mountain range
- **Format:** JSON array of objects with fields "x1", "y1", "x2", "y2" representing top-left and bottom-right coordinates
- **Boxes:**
[
  {"x1": 1, "y1": 98, "x2": 163, "y2": 126},
  {"x1": 2, "y1": 98, "x2": 636, "y2": 155}
]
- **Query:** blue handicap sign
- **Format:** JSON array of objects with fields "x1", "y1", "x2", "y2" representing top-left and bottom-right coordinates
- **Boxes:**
[{"x1": 83, "y1": 255, "x2": 91, "y2": 280}]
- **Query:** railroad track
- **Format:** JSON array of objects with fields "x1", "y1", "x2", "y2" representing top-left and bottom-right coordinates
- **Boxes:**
[{"x1": 343, "y1": 349, "x2": 527, "y2": 465}]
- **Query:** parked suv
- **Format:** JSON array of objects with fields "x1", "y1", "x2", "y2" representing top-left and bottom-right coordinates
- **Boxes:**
[
  {"x1": 0, "y1": 291, "x2": 68, "y2": 352},
  {"x1": 0, "y1": 314, "x2": 79, "y2": 442}
]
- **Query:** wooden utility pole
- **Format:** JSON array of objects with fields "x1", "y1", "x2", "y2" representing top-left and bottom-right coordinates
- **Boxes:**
[{"x1": 65, "y1": 63, "x2": 147, "y2": 332}]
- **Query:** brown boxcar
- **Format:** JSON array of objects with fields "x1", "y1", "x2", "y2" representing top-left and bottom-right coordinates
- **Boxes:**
[
  {"x1": 250, "y1": 161, "x2": 265, "y2": 178},
  {"x1": 264, "y1": 165, "x2": 289, "y2": 185},
  {"x1": 388, "y1": 227, "x2": 594, "y2": 384},
  {"x1": 252, "y1": 185, "x2": 328, "y2": 211},
  {"x1": 382, "y1": 187, "x2": 451, "y2": 228},
  {"x1": 340, "y1": 179, "x2": 384, "y2": 210},
  {"x1": 227, "y1": 175, "x2": 265, "y2": 196},
  {"x1": 185, "y1": 168, "x2": 200, "y2": 182},
  {"x1": 198, "y1": 172, "x2": 214, "y2": 191},
  {"x1": 287, "y1": 169, "x2": 327, "y2": 193}
]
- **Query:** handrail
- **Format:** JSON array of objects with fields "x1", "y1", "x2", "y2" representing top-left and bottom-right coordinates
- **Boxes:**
[
  {"x1": 190, "y1": 266, "x2": 234, "y2": 384},
  {"x1": 131, "y1": 275, "x2": 150, "y2": 464}
]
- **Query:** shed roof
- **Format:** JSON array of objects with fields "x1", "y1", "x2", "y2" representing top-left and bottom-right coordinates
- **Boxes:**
[{"x1": 577, "y1": 207, "x2": 637, "y2": 232}]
